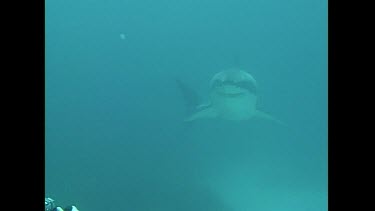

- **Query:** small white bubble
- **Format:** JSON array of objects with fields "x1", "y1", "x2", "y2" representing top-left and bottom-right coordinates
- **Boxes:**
[{"x1": 120, "y1": 34, "x2": 126, "y2": 40}]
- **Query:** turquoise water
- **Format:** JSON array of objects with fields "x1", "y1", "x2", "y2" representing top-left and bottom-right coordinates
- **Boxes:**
[{"x1": 46, "y1": 0, "x2": 327, "y2": 210}]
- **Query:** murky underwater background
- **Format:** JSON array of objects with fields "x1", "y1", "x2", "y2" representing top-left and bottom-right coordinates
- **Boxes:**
[{"x1": 46, "y1": 0, "x2": 327, "y2": 210}]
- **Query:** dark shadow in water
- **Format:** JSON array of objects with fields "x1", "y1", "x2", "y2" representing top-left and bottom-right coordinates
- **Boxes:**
[
  {"x1": 175, "y1": 78, "x2": 201, "y2": 116},
  {"x1": 83, "y1": 176, "x2": 234, "y2": 211}
]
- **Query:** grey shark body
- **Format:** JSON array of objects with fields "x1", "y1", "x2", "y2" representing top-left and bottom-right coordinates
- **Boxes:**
[{"x1": 180, "y1": 68, "x2": 283, "y2": 124}]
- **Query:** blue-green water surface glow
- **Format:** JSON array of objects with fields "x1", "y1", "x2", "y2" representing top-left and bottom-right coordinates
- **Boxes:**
[{"x1": 46, "y1": 0, "x2": 327, "y2": 210}]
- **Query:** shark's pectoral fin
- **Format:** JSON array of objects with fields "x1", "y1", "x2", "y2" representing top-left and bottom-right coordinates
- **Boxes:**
[
  {"x1": 254, "y1": 110, "x2": 287, "y2": 127},
  {"x1": 196, "y1": 102, "x2": 211, "y2": 110},
  {"x1": 184, "y1": 107, "x2": 217, "y2": 122}
]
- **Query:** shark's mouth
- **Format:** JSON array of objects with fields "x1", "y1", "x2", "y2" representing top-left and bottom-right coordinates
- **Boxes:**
[
  {"x1": 211, "y1": 80, "x2": 257, "y2": 96},
  {"x1": 216, "y1": 91, "x2": 246, "y2": 97}
]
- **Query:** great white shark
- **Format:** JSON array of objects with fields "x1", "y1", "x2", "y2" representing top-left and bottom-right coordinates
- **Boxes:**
[{"x1": 177, "y1": 68, "x2": 285, "y2": 125}]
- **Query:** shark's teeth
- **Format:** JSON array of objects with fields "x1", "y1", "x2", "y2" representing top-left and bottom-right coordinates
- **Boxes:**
[{"x1": 217, "y1": 91, "x2": 246, "y2": 97}]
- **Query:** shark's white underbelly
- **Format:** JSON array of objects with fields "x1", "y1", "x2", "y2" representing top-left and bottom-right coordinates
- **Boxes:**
[{"x1": 212, "y1": 94, "x2": 257, "y2": 120}]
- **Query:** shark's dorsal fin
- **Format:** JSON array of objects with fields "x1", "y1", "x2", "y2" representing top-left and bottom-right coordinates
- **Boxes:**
[
  {"x1": 254, "y1": 110, "x2": 287, "y2": 127},
  {"x1": 184, "y1": 107, "x2": 217, "y2": 122}
]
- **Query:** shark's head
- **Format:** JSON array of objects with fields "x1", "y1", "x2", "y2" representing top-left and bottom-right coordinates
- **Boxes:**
[
  {"x1": 208, "y1": 69, "x2": 258, "y2": 120},
  {"x1": 179, "y1": 68, "x2": 283, "y2": 123},
  {"x1": 210, "y1": 68, "x2": 257, "y2": 98}
]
